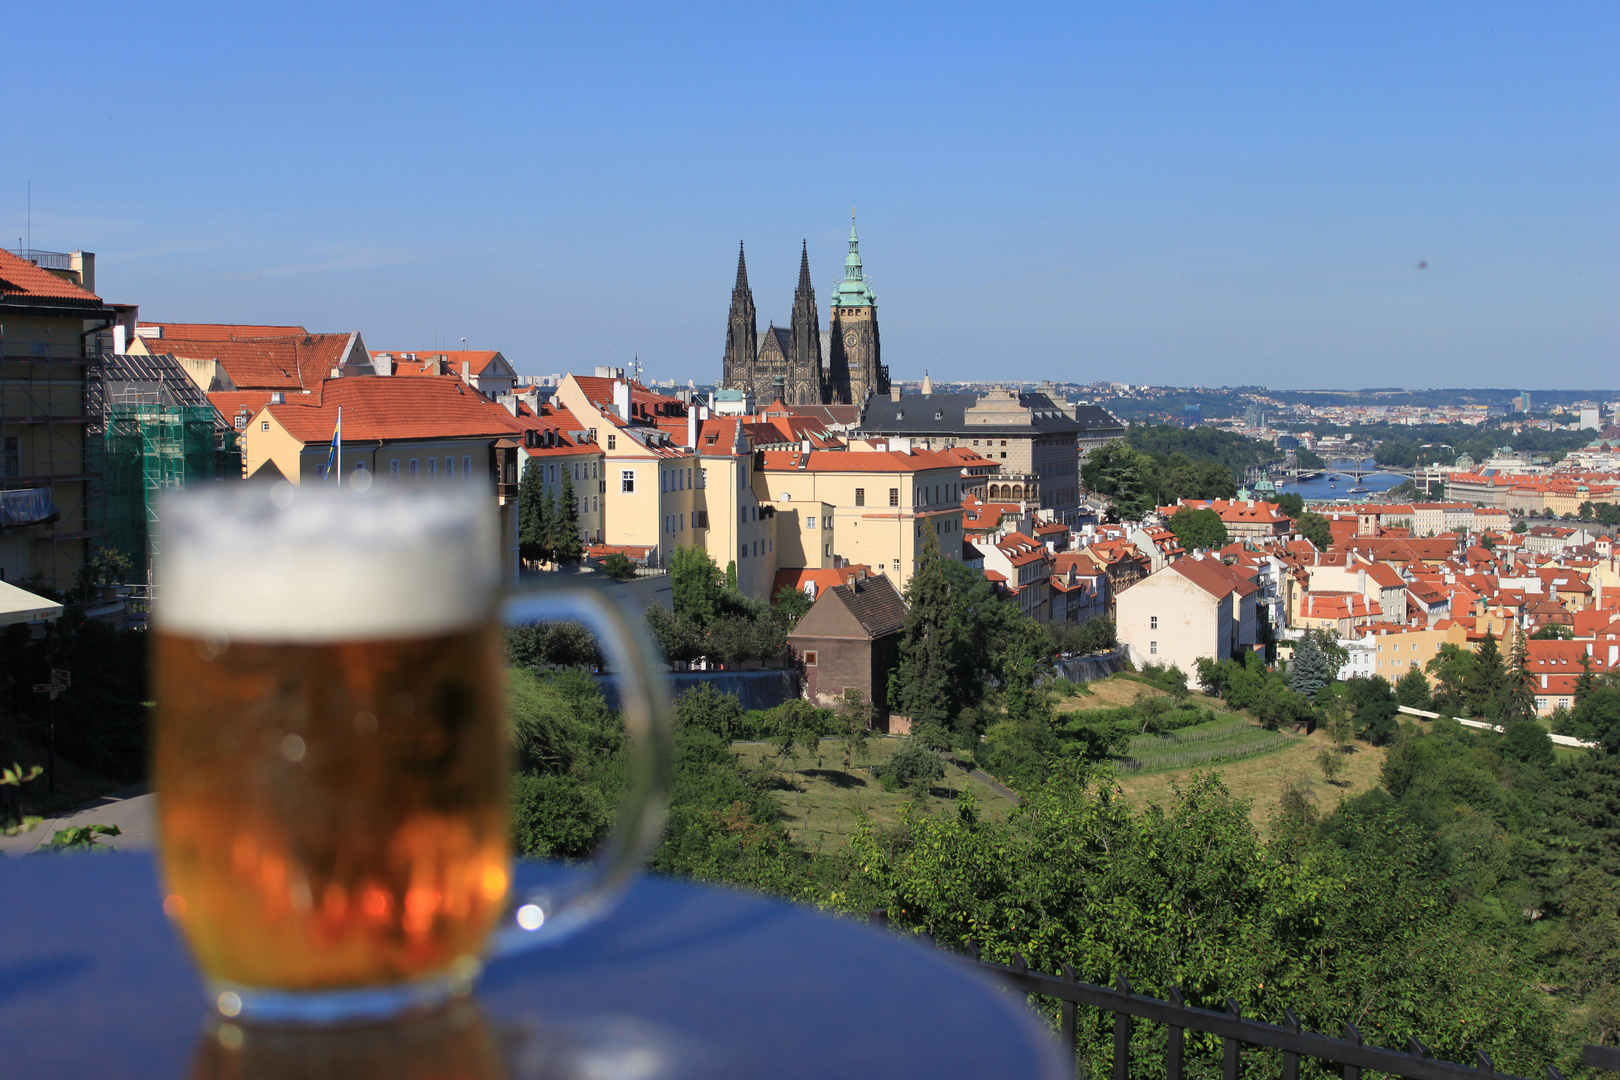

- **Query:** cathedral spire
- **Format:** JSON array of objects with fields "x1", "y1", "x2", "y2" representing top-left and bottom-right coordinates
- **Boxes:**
[
  {"x1": 735, "y1": 240, "x2": 749, "y2": 291},
  {"x1": 797, "y1": 239, "x2": 813, "y2": 294}
]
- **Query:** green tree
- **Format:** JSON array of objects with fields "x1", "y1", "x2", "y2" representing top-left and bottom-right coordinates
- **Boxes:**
[
  {"x1": 674, "y1": 683, "x2": 745, "y2": 741},
  {"x1": 1317, "y1": 745, "x2": 1346, "y2": 785},
  {"x1": 1081, "y1": 441, "x2": 1158, "y2": 519},
  {"x1": 1276, "y1": 491, "x2": 1305, "y2": 517},
  {"x1": 1395, "y1": 664, "x2": 1432, "y2": 709},
  {"x1": 890, "y1": 523, "x2": 957, "y2": 728},
  {"x1": 1467, "y1": 630, "x2": 1507, "y2": 719},
  {"x1": 1426, "y1": 643, "x2": 1477, "y2": 717},
  {"x1": 1497, "y1": 631, "x2": 1538, "y2": 725},
  {"x1": 1075, "y1": 616, "x2": 1117, "y2": 653},
  {"x1": 1294, "y1": 510, "x2": 1332, "y2": 550},
  {"x1": 517, "y1": 463, "x2": 552, "y2": 566},
  {"x1": 1167, "y1": 506, "x2": 1229, "y2": 551},
  {"x1": 553, "y1": 472, "x2": 583, "y2": 564},
  {"x1": 1501, "y1": 720, "x2": 1554, "y2": 767},
  {"x1": 601, "y1": 552, "x2": 638, "y2": 580},
  {"x1": 771, "y1": 584, "x2": 814, "y2": 627},
  {"x1": 670, "y1": 545, "x2": 724, "y2": 626},
  {"x1": 873, "y1": 736, "x2": 946, "y2": 794},
  {"x1": 1286, "y1": 630, "x2": 1333, "y2": 701},
  {"x1": 835, "y1": 688, "x2": 873, "y2": 770}
]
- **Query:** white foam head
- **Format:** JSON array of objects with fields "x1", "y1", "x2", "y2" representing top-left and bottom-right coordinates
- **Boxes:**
[{"x1": 155, "y1": 482, "x2": 499, "y2": 641}]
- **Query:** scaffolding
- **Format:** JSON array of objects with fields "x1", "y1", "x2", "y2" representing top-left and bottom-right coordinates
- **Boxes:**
[{"x1": 102, "y1": 396, "x2": 215, "y2": 584}]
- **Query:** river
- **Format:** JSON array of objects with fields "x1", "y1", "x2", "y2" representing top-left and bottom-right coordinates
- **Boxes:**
[{"x1": 1276, "y1": 458, "x2": 1411, "y2": 504}]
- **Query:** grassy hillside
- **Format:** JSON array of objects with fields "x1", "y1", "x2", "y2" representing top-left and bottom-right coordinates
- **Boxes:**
[{"x1": 732, "y1": 736, "x2": 1018, "y2": 853}]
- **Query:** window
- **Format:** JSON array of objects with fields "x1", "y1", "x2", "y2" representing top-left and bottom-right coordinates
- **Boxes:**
[
  {"x1": 574, "y1": 463, "x2": 582, "y2": 481},
  {"x1": 661, "y1": 471, "x2": 668, "y2": 493},
  {"x1": 549, "y1": 463, "x2": 557, "y2": 484},
  {"x1": 698, "y1": 468, "x2": 707, "y2": 489},
  {"x1": 593, "y1": 462, "x2": 599, "y2": 480},
  {"x1": 592, "y1": 496, "x2": 598, "y2": 512},
  {"x1": 1000, "y1": 452, "x2": 1007, "y2": 459},
  {"x1": 888, "y1": 488, "x2": 899, "y2": 507},
  {"x1": 806, "y1": 516, "x2": 816, "y2": 530},
  {"x1": 390, "y1": 460, "x2": 401, "y2": 477},
  {"x1": 893, "y1": 560, "x2": 901, "y2": 573},
  {"x1": 1558, "y1": 698, "x2": 1569, "y2": 710},
  {"x1": 233, "y1": 415, "x2": 247, "y2": 431},
  {"x1": 679, "y1": 513, "x2": 685, "y2": 531},
  {"x1": 1150, "y1": 616, "x2": 1158, "y2": 629},
  {"x1": 354, "y1": 462, "x2": 368, "y2": 479},
  {"x1": 427, "y1": 457, "x2": 436, "y2": 479},
  {"x1": 1150, "y1": 641, "x2": 1158, "y2": 655},
  {"x1": 464, "y1": 455, "x2": 472, "y2": 478},
  {"x1": 261, "y1": 421, "x2": 270, "y2": 432},
  {"x1": 409, "y1": 459, "x2": 419, "y2": 477},
  {"x1": 607, "y1": 434, "x2": 616, "y2": 450},
  {"x1": 855, "y1": 488, "x2": 865, "y2": 507},
  {"x1": 803, "y1": 650, "x2": 818, "y2": 666},
  {"x1": 621, "y1": 470, "x2": 635, "y2": 493}
]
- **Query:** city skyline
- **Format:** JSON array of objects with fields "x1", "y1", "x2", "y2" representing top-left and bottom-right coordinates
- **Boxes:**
[{"x1": 6, "y1": 3, "x2": 1616, "y2": 390}]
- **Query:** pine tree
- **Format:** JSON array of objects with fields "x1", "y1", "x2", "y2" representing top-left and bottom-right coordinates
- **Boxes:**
[
  {"x1": 553, "y1": 472, "x2": 583, "y2": 565},
  {"x1": 517, "y1": 461, "x2": 546, "y2": 568},
  {"x1": 889, "y1": 522, "x2": 955, "y2": 727},
  {"x1": 536, "y1": 487, "x2": 556, "y2": 566},
  {"x1": 1286, "y1": 630, "x2": 1333, "y2": 701},
  {"x1": 1497, "y1": 629, "x2": 1538, "y2": 725},
  {"x1": 1468, "y1": 630, "x2": 1507, "y2": 720}
]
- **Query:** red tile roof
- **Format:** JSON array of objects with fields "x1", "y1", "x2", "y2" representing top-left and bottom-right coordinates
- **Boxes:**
[
  {"x1": 0, "y1": 248, "x2": 101, "y2": 301},
  {"x1": 371, "y1": 350, "x2": 504, "y2": 377},
  {"x1": 757, "y1": 448, "x2": 963, "y2": 473},
  {"x1": 140, "y1": 322, "x2": 307, "y2": 340},
  {"x1": 262, "y1": 377, "x2": 522, "y2": 443},
  {"x1": 1172, "y1": 557, "x2": 1259, "y2": 600},
  {"x1": 153, "y1": 332, "x2": 357, "y2": 391}
]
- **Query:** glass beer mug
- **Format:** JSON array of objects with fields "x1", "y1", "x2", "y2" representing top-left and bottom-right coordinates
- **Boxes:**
[{"x1": 152, "y1": 483, "x2": 671, "y2": 1023}]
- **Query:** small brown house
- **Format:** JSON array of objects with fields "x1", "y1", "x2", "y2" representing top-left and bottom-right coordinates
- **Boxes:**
[{"x1": 787, "y1": 570, "x2": 908, "y2": 732}]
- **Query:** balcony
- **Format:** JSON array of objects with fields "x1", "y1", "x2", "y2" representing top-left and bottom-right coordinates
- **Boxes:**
[{"x1": 5, "y1": 248, "x2": 72, "y2": 271}]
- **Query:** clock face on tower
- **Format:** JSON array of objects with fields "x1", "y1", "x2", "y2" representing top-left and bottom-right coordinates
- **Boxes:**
[{"x1": 843, "y1": 330, "x2": 859, "y2": 349}]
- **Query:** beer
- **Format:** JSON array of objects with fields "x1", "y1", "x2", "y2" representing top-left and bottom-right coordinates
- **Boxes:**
[{"x1": 154, "y1": 486, "x2": 510, "y2": 993}]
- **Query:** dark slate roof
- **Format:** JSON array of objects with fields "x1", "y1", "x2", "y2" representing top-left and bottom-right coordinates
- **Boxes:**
[
  {"x1": 1071, "y1": 404, "x2": 1126, "y2": 434},
  {"x1": 756, "y1": 327, "x2": 792, "y2": 357},
  {"x1": 88, "y1": 352, "x2": 225, "y2": 430},
  {"x1": 829, "y1": 573, "x2": 908, "y2": 638},
  {"x1": 857, "y1": 391, "x2": 1123, "y2": 436}
]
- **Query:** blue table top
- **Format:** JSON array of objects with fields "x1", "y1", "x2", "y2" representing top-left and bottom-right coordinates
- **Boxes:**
[{"x1": 1, "y1": 853, "x2": 1062, "y2": 1080}]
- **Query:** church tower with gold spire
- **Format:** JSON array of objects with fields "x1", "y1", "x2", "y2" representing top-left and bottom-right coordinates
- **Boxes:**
[{"x1": 826, "y1": 214, "x2": 888, "y2": 404}]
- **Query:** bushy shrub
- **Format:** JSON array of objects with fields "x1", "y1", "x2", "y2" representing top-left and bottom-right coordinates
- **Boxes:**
[{"x1": 873, "y1": 736, "x2": 947, "y2": 793}]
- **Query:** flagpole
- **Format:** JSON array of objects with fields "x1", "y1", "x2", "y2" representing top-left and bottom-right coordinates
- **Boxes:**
[{"x1": 336, "y1": 406, "x2": 342, "y2": 486}]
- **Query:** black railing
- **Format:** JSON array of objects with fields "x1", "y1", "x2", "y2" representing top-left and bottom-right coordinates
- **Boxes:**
[{"x1": 869, "y1": 910, "x2": 1615, "y2": 1080}]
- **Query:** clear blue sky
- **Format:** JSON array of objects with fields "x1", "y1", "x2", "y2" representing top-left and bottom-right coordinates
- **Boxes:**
[{"x1": 8, "y1": 2, "x2": 1616, "y2": 390}]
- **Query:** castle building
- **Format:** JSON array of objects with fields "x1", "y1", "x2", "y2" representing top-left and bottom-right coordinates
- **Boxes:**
[{"x1": 720, "y1": 219, "x2": 889, "y2": 407}]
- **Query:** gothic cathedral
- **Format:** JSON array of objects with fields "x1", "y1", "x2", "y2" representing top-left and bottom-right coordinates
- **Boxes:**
[{"x1": 720, "y1": 219, "x2": 890, "y2": 406}]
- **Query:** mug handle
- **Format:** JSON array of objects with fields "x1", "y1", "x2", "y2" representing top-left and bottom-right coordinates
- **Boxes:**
[{"x1": 488, "y1": 585, "x2": 673, "y2": 955}]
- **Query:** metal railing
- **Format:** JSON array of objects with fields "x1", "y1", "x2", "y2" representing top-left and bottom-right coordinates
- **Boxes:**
[
  {"x1": 5, "y1": 247, "x2": 72, "y2": 270},
  {"x1": 869, "y1": 911, "x2": 1615, "y2": 1080}
]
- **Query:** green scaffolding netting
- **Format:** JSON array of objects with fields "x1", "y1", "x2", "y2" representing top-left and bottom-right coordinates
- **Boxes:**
[{"x1": 102, "y1": 402, "x2": 215, "y2": 572}]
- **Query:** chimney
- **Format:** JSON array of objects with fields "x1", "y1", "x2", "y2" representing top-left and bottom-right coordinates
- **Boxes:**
[
  {"x1": 801, "y1": 438, "x2": 811, "y2": 453},
  {"x1": 613, "y1": 380, "x2": 631, "y2": 421},
  {"x1": 890, "y1": 387, "x2": 901, "y2": 402},
  {"x1": 1358, "y1": 569, "x2": 1366, "y2": 593},
  {"x1": 686, "y1": 407, "x2": 698, "y2": 449},
  {"x1": 69, "y1": 251, "x2": 95, "y2": 295},
  {"x1": 462, "y1": 360, "x2": 471, "y2": 379},
  {"x1": 373, "y1": 353, "x2": 394, "y2": 376},
  {"x1": 112, "y1": 322, "x2": 127, "y2": 355}
]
